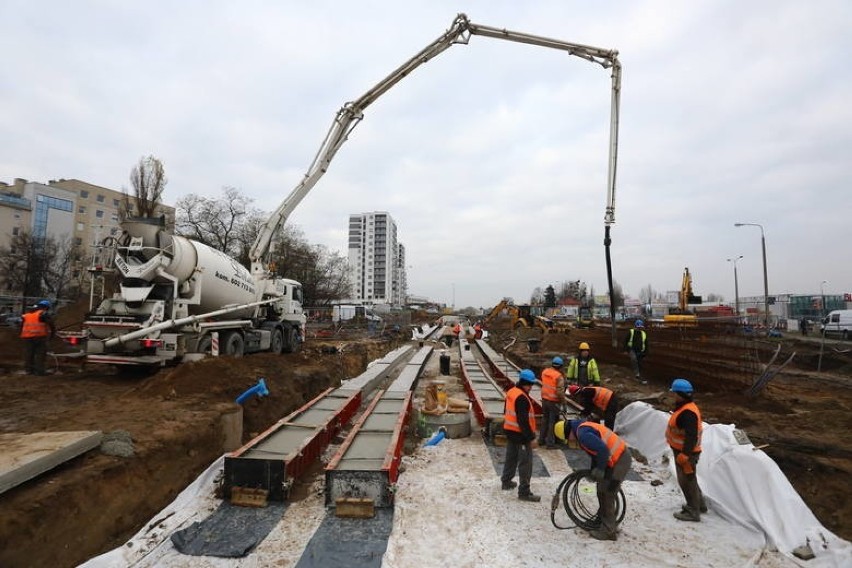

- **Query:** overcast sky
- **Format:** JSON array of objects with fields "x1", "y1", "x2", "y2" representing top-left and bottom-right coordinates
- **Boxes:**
[{"x1": 2, "y1": 1, "x2": 850, "y2": 309}]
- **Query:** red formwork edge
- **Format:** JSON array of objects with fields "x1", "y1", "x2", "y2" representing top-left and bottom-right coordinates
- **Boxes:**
[
  {"x1": 286, "y1": 389, "x2": 362, "y2": 481},
  {"x1": 459, "y1": 355, "x2": 491, "y2": 427},
  {"x1": 326, "y1": 388, "x2": 386, "y2": 471},
  {"x1": 227, "y1": 386, "x2": 362, "y2": 482},
  {"x1": 382, "y1": 391, "x2": 413, "y2": 485}
]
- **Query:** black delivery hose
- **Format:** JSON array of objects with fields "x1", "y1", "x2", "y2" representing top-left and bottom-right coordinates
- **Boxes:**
[{"x1": 549, "y1": 469, "x2": 626, "y2": 531}]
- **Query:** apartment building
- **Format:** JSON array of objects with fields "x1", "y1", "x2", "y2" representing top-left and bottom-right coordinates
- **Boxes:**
[
  {"x1": 0, "y1": 177, "x2": 175, "y2": 282},
  {"x1": 347, "y1": 211, "x2": 406, "y2": 307}
]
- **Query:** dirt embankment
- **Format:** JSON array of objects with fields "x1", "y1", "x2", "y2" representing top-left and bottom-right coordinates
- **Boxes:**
[{"x1": 0, "y1": 325, "x2": 397, "y2": 568}]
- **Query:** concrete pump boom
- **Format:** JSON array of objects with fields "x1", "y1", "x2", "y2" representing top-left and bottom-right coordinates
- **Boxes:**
[{"x1": 249, "y1": 12, "x2": 622, "y2": 275}]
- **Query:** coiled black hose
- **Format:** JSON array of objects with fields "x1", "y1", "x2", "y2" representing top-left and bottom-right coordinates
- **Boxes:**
[{"x1": 549, "y1": 469, "x2": 626, "y2": 530}]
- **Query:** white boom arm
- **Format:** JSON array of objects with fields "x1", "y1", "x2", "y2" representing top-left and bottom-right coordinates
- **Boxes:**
[{"x1": 249, "y1": 12, "x2": 621, "y2": 273}]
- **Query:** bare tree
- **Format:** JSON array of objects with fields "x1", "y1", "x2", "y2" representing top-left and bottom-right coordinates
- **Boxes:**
[
  {"x1": 0, "y1": 232, "x2": 81, "y2": 300},
  {"x1": 175, "y1": 187, "x2": 262, "y2": 260},
  {"x1": 123, "y1": 155, "x2": 167, "y2": 218},
  {"x1": 639, "y1": 284, "x2": 656, "y2": 304}
]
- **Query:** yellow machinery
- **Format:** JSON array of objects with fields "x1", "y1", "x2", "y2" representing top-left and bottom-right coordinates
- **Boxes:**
[
  {"x1": 663, "y1": 268, "x2": 701, "y2": 325},
  {"x1": 484, "y1": 300, "x2": 553, "y2": 332}
]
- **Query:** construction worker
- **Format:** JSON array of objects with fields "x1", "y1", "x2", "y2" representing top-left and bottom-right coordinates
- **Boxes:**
[
  {"x1": 500, "y1": 369, "x2": 541, "y2": 502},
  {"x1": 667, "y1": 378, "x2": 707, "y2": 522},
  {"x1": 566, "y1": 341, "x2": 600, "y2": 386},
  {"x1": 568, "y1": 384, "x2": 619, "y2": 430},
  {"x1": 538, "y1": 356, "x2": 566, "y2": 449},
  {"x1": 624, "y1": 319, "x2": 649, "y2": 384},
  {"x1": 19, "y1": 300, "x2": 55, "y2": 376},
  {"x1": 554, "y1": 418, "x2": 632, "y2": 541},
  {"x1": 473, "y1": 322, "x2": 483, "y2": 339}
]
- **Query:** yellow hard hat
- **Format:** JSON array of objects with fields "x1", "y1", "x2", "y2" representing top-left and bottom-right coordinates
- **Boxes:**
[
  {"x1": 554, "y1": 420, "x2": 567, "y2": 442},
  {"x1": 579, "y1": 342, "x2": 590, "y2": 351}
]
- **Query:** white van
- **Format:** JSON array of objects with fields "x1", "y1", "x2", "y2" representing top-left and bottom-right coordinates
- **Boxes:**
[{"x1": 821, "y1": 309, "x2": 852, "y2": 339}]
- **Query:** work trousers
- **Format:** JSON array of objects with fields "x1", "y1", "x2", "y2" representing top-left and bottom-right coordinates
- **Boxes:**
[
  {"x1": 674, "y1": 451, "x2": 704, "y2": 517},
  {"x1": 501, "y1": 437, "x2": 534, "y2": 496},
  {"x1": 538, "y1": 400, "x2": 561, "y2": 447},
  {"x1": 24, "y1": 337, "x2": 48, "y2": 375},
  {"x1": 601, "y1": 400, "x2": 618, "y2": 431},
  {"x1": 596, "y1": 450, "x2": 632, "y2": 536},
  {"x1": 629, "y1": 351, "x2": 645, "y2": 378}
]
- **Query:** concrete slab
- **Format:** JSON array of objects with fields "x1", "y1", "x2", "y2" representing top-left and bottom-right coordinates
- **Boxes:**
[{"x1": 0, "y1": 431, "x2": 103, "y2": 494}]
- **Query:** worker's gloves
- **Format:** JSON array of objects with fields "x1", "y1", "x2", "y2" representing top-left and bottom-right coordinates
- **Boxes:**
[
  {"x1": 676, "y1": 452, "x2": 694, "y2": 474},
  {"x1": 588, "y1": 468, "x2": 605, "y2": 482}
]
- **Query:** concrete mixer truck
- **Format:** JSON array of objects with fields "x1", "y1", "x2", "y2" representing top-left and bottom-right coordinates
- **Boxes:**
[{"x1": 73, "y1": 216, "x2": 306, "y2": 366}]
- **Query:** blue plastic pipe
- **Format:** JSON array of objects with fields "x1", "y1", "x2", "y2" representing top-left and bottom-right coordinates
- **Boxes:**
[
  {"x1": 235, "y1": 378, "x2": 269, "y2": 405},
  {"x1": 424, "y1": 427, "x2": 447, "y2": 446}
]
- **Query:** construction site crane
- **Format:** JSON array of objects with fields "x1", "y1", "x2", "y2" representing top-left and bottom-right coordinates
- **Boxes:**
[{"x1": 247, "y1": 14, "x2": 622, "y2": 343}]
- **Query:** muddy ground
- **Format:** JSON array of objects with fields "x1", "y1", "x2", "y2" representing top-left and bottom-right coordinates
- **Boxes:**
[{"x1": 0, "y1": 320, "x2": 849, "y2": 568}]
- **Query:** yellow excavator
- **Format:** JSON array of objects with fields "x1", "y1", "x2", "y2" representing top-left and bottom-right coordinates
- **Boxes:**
[{"x1": 663, "y1": 268, "x2": 701, "y2": 325}]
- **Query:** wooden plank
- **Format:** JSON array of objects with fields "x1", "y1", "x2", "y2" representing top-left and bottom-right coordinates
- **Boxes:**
[
  {"x1": 335, "y1": 497, "x2": 375, "y2": 518},
  {"x1": 0, "y1": 431, "x2": 103, "y2": 495}
]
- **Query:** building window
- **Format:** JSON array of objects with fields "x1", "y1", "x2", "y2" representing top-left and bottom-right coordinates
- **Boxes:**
[
  {"x1": 96, "y1": 210, "x2": 104, "y2": 218},
  {"x1": 76, "y1": 223, "x2": 84, "y2": 231},
  {"x1": 33, "y1": 194, "x2": 73, "y2": 241},
  {"x1": 96, "y1": 194, "x2": 105, "y2": 203},
  {"x1": 75, "y1": 237, "x2": 82, "y2": 246},
  {"x1": 78, "y1": 206, "x2": 86, "y2": 213},
  {"x1": 12, "y1": 227, "x2": 19, "y2": 236},
  {"x1": 80, "y1": 190, "x2": 89, "y2": 198},
  {"x1": 113, "y1": 198, "x2": 120, "y2": 207}
]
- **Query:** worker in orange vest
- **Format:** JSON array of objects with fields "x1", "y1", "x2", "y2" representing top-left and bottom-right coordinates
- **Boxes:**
[
  {"x1": 473, "y1": 322, "x2": 483, "y2": 339},
  {"x1": 538, "y1": 356, "x2": 566, "y2": 449},
  {"x1": 500, "y1": 369, "x2": 541, "y2": 502},
  {"x1": 667, "y1": 378, "x2": 707, "y2": 521},
  {"x1": 19, "y1": 300, "x2": 55, "y2": 376},
  {"x1": 554, "y1": 419, "x2": 632, "y2": 541},
  {"x1": 568, "y1": 384, "x2": 619, "y2": 430}
]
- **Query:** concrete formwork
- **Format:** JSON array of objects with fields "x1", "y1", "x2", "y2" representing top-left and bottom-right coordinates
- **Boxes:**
[{"x1": 324, "y1": 345, "x2": 432, "y2": 508}]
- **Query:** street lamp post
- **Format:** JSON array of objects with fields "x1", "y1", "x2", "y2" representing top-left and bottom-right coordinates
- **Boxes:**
[
  {"x1": 819, "y1": 280, "x2": 828, "y2": 372},
  {"x1": 727, "y1": 255, "x2": 743, "y2": 315},
  {"x1": 734, "y1": 223, "x2": 770, "y2": 332}
]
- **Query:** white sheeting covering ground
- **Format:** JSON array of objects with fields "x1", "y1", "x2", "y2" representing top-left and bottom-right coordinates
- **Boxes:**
[{"x1": 82, "y1": 403, "x2": 851, "y2": 568}]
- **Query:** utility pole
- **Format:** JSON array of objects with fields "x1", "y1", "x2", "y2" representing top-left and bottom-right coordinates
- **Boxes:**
[{"x1": 727, "y1": 255, "x2": 743, "y2": 315}]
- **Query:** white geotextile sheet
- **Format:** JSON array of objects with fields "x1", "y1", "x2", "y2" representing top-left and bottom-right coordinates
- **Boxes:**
[
  {"x1": 616, "y1": 402, "x2": 852, "y2": 564},
  {"x1": 80, "y1": 456, "x2": 227, "y2": 567}
]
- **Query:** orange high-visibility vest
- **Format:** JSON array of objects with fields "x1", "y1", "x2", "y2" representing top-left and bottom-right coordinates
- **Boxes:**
[
  {"x1": 540, "y1": 368, "x2": 563, "y2": 402},
  {"x1": 453, "y1": 324, "x2": 461, "y2": 335},
  {"x1": 666, "y1": 402, "x2": 703, "y2": 453},
  {"x1": 20, "y1": 310, "x2": 49, "y2": 339},
  {"x1": 503, "y1": 387, "x2": 536, "y2": 434},
  {"x1": 588, "y1": 386, "x2": 614, "y2": 411},
  {"x1": 577, "y1": 421, "x2": 627, "y2": 468}
]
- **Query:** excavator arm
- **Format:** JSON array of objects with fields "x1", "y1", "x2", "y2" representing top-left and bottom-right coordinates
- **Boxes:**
[{"x1": 249, "y1": 13, "x2": 622, "y2": 275}]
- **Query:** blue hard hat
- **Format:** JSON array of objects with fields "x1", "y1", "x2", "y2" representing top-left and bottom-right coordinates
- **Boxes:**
[
  {"x1": 552, "y1": 356, "x2": 564, "y2": 367},
  {"x1": 635, "y1": 319, "x2": 644, "y2": 328},
  {"x1": 670, "y1": 378, "x2": 694, "y2": 395},
  {"x1": 518, "y1": 369, "x2": 537, "y2": 384},
  {"x1": 37, "y1": 300, "x2": 51, "y2": 309}
]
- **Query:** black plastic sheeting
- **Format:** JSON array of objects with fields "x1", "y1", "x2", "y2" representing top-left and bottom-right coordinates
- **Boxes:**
[
  {"x1": 170, "y1": 501, "x2": 287, "y2": 558},
  {"x1": 295, "y1": 508, "x2": 394, "y2": 568}
]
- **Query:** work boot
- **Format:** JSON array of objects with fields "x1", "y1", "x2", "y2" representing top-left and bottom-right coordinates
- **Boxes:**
[
  {"x1": 518, "y1": 492, "x2": 541, "y2": 502},
  {"x1": 501, "y1": 480, "x2": 517, "y2": 490},
  {"x1": 589, "y1": 528, "x2": 617, "y2": 541},
  {"x1": 683, "y1": 502, "x2": 708, "y2": 514},
  {"x1": 673, "y1": 509, "x2": 700, "y2": 522}
]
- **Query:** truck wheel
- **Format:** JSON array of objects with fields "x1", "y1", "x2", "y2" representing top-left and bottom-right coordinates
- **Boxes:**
[
  {"x1": 197, "y1": 336, "x2": 212, "y2": 355},
  {"x1": 223, "y1": 332, "x2": 245, "y2": 357},
  {"x1": 270, "y1": 328, "x2": 284, "y2": 355},
  {"x1": 282, "y1": 327, "x2": 299, "y2": 354}
]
